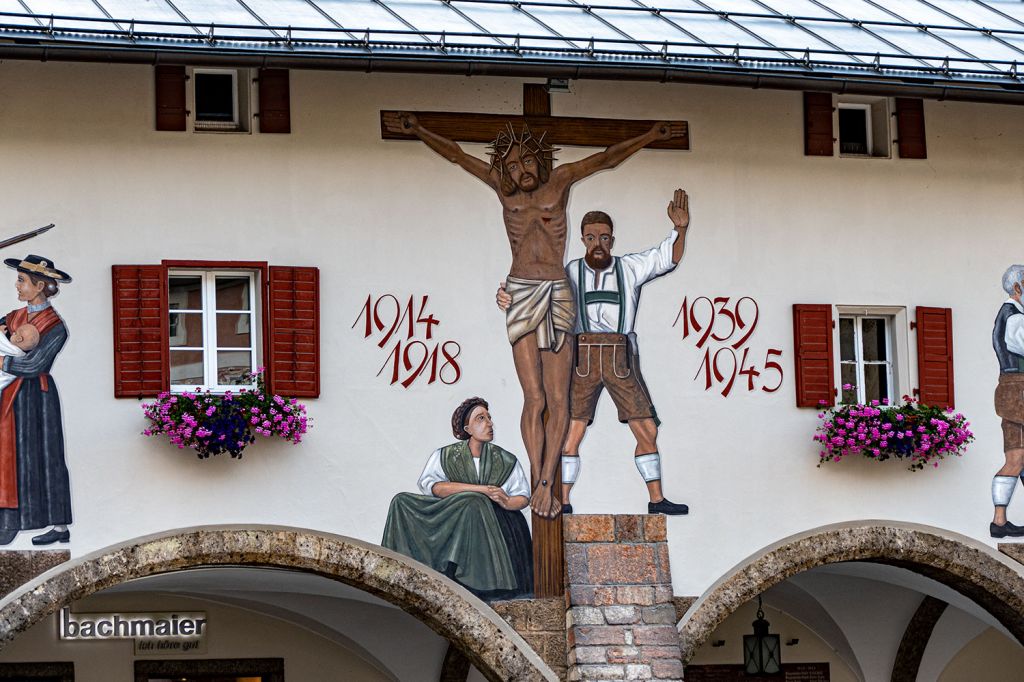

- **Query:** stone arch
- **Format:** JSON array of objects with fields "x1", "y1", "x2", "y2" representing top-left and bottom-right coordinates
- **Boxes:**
[
  {"x1": 0, "y1": 525, "x2": 557, "y2": 682},
  {"x1": 678, "y1": 520, "x2": 1024, "y2": 663}
]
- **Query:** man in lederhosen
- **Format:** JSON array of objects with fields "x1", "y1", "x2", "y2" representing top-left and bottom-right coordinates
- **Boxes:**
[
  {"x1": 991, "y1": 264, "x2": 1024, "y2": 537},
  {"x1": 498, "y1": 189, "x2": 691, "y2": 515}
]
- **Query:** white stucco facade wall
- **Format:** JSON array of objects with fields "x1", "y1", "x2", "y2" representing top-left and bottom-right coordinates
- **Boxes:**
[{"x1": 1, "y1": 60, "x2": 1022, "y2": 599}]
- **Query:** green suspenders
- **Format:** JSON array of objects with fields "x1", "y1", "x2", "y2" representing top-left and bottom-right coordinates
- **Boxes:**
[{"x1": 579, "y1": 258, "x2": 626, "y2": 335}]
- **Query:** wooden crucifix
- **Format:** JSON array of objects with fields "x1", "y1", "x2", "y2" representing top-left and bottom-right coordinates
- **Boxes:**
[{"x1": 381, "y1": 85, "x2": 688, "y2": 599}]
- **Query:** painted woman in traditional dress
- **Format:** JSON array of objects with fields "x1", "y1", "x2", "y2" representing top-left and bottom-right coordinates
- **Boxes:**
[
  {"x1": 0, "y1": 255, "x2": 72, "y2": 546},
  {"x1": 383, "y1": 397, "x2": 533, "y2": 600}
]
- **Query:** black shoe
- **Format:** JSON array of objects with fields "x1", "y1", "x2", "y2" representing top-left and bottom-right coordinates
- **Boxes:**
[
  {"x1": 990, "y1": 521, "x2": 1024, "y2": 538},
  {"x1": 0, "y1": 530, "x2": 16, "y2": 546},
  {"x1": 31, "y1": 528, "x2": 69, "y2": 545},
  {"x1": 648, "y1": 498, "x2": 689, "y2": 515},
  {"x1": 562, "y1": 504, "x2": 573, "y2": 514}
]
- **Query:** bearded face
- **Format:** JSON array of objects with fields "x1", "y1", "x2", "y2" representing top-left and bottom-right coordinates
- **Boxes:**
[
  {"x1": 498, "y1": 148, "x2": 549, "y2": 196},
  {"x1": 582, "y1": 222, "x2": 615, "y2": 270}
]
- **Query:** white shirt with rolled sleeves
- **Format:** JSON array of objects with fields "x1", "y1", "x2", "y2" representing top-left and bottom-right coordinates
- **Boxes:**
[
  {"x1": 417, "y1": 449, "x2": 531, "y2": 498},
  {"x1": 1005, "y1": 299, "x2": 1024, "y2": 356},
  {"x1": 567, "y1": 230, "x2": 679, "y2": 351}
]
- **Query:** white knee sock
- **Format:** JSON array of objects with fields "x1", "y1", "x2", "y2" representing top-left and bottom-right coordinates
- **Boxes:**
[
  {"x1": 993, "y1": 475, "x2": 1017, "y2": 507},
  {"x1": 635, "y1": 453, "x2": 661, "y2": 482},
  {"x1": 562, "y1": 455, "x2": 580, "y2": 485}
]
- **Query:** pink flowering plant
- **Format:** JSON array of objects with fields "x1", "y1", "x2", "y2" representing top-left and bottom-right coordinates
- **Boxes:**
[
  {"x1": 141, "y1": 369, "x2": 309, "y2": 459},
  {"x1": 814, "y1": 392, "x2": 973, "y2": 471}
]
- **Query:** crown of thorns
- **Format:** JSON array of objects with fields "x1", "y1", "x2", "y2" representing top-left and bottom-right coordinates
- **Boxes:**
[{"x1": 487, "y1": 123, "x2": 560, "y2": 177}]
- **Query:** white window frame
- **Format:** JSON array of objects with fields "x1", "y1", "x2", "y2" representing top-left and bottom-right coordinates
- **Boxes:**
[
  {"x1": 834, "y1": 306, "x2": 909, "y2": 405},
  {"x1": 836, "y1": 96, "x2": 891, "y2": 159},
  {"x1": 188, "y1": 67, "x2": 252, "y2": 134},
  {"x1": 838, "y1": 103, "x2": 871, "y2": 156},
  {"x1": 169, "y1": 269, "x2": 259, "y2": 393}
]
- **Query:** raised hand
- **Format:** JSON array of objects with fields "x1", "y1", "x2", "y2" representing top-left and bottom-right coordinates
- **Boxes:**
[
  {"x1": 382, "y1": 111, "x2": 419, "y2": 135},
  {"x1": 667, "y1": 188, "x2": 689, "y2": 229},
  {"x1": 495, "y1": 282, "x2": 512, "y2": 312},
  {"x1": 652, "y1": 121, "x2": 686, "y2": 141}
]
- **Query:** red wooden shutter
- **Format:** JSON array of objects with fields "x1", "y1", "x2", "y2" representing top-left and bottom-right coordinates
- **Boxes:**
[
  {"x1": 895, "y1": 98, "x2": 927, "y2": 159},
  {"x1": 267, "y1": 267, "x2": 319, "y2": 397},
  {"x1": 793, "y1": 304, "x2": 835, "y2": 407},
  {"x1": 155, "y1": 65, "x2": 187, "y2": 132},
  {"x1": 915, "y1": 307, "x2": 954, "y2": 408},
  {"x1": 112, "y1": 265, "x2": 168, "y2": 397},
  {"x1": 258, "y1": 69, "x2": 291, "y2": 134},
  {"x1": 803, "y1": 92, "x2": 834, "y2": 157}
]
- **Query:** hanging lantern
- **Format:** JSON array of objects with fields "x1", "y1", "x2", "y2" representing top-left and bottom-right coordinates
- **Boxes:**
[{"x1": 743, "y1": 595, "x2": 781, "y2": 675}]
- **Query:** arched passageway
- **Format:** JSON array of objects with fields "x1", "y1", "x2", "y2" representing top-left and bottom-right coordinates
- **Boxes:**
[
  {"x1": 0, "y1": 525, "x2": 558, "y2": 682},
  {"x1": 678, "y1": 521, "x2": 1024, "y2": 663}
]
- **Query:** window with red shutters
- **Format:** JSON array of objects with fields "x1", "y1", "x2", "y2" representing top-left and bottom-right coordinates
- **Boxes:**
[
  {"x1": 895, "y1": 98, "x2": 927, "y2": 159},
  {"x1": 112, "y1": 263, "x2": 319, "y2": 398},
  {"x1": 112, "y1": 265, "x2": 169, "y2": 398},
  {"x1": 793, "y1": 304, "x2": 835, "y2": 407},
  {"x1": 915, "y1": 306, "x2": 954, "y2": 409}
]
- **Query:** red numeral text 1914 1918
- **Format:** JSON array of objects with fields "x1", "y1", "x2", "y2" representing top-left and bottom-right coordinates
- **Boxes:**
[{"x1": 353, "y1": 294, "x2": 461, "y2": 388}]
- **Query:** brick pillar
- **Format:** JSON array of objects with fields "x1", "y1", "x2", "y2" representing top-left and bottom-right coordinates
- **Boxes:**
[{"x1": 565, "y1": 515, "x2": 684, "y2": 682}]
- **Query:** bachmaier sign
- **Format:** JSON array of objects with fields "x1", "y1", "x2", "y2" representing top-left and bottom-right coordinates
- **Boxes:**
[{"x1": 59, "y1": 608, "x2": 208, "y2": 655}]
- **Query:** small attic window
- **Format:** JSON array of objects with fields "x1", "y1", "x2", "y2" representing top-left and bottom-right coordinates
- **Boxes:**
[
  {"x1": 192, "y1": 68, "x2": 250, "y2": 132},
  {"x1": 838, "y1": 99, "x2": 890, "y2": 158}
]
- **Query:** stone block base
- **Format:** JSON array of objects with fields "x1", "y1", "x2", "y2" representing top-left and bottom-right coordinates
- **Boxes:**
[
  {"x1": 492, "y1": 597, "x2": 568, "y2": 680},
  {"x1": 565, "y1": 515, "x2": 683, "y2": 682}
]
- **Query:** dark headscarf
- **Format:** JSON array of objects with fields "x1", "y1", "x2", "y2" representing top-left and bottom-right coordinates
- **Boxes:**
[{"x1": 451, "y1": 397, "x2": 489, "y2": 440}]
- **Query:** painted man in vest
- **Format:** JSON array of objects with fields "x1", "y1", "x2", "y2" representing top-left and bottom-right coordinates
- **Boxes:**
[
  {"x1": 382, "y1": 112, "x2": 685, "y2": 518},
  {"x1": 498, "y1": 189, "x2": 691, "y2": 515},
  {"x1": 991, "y1": 264, "x2": 1024, "y2": 537}
]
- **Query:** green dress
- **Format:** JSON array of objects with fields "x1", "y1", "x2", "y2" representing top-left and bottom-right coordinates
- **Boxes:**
[{"x1": 382, "y1": 441, "x2": 533, "y2": 600}]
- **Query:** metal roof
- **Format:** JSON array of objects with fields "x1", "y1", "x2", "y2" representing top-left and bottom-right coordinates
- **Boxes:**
[{"x1": 2, "y1": 0, "x2": 1024, "y2": 103}]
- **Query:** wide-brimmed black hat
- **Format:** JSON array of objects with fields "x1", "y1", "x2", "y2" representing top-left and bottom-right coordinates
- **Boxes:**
[{"x1": 3, "y1": 255, "x2": 71, "y2": 283}]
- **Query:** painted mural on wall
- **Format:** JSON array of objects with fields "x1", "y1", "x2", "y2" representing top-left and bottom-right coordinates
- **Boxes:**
[
  {"x1": 0, "y1": 250, "x2": 73, "y2": 547},
  {"x1": 991, "y1": 265, "x2": 1024, "y2": 538},
  {"x1": 381, "y1": 111, "x2": 686, "y2": 519},
  {"x1": 496, "y1": 191, "x2": 691, "y2": 515},
  {"x1": 382, "y1": 397, "x2": 532, "y2": 600}
]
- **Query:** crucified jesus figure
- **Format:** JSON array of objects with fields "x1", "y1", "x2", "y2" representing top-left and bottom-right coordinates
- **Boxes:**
[{"x1": 383, "y1": 111, "x2": 685, "y2": 518}]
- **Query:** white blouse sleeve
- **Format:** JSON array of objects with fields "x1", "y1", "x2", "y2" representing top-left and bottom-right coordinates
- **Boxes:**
[
  {"x1": 1007, "y1": 314, "x2": 1024, "y2": 357},
  {"x1": 501, "y1": 459, "x2": 531, "y2": 499},
  {"x1": 417, "y1": 449, "x2": 448, "y2": 496}
]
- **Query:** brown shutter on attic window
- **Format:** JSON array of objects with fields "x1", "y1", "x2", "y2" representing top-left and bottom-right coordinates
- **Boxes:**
[
  {"x1": 258, "y1": 69, "x2": 291, "y2": 134},
  {"x1": 155, "y1": 65, "x2": 187, "y2": 132},
  {"x1": 803, "y1": 92, "x2": 834, "y2": 156},
  {"x1": 895, "y1": 98, "x2": 927, "y2": 159},
  {"x1": 112, "y1": 265, "x2": 169, "y2": 397},
  {"x1": 267, "y1": 266, "x2": 319, "y2": 397},
  {"x1": 793, "y1": 304, "x2": 835, "y2": 407},
  {"x1": 915, "y1": 307, "x2": 954, "y2": 408}
]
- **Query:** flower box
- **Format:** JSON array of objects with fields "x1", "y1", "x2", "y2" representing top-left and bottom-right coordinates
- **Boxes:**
[
  {"x1": 814, "y1": 396, "x2": 973, "y2": 471},
  {"x1": 142, "y1": 370, "x2": 309, "y2": 458}
]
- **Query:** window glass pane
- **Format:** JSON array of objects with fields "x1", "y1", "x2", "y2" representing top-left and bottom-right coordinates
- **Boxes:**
[
  {"x1": 841, "y1": 363, "x2": 858, "y2": 403},
  {"x1": 839, "y1": 108, "x2": 868, "y2": 154},
  {"x1": 217, "y1": 313, "x2": 251, "y2": 348},
  {"x1": 217, "y1": 351, "x2": 252, "y2": 385},
  {"x1": 195, "y1": 73, "x2": 235, "y2": 122},
  {"x1": 861, "y1": 318, "x2": 887, "y2": 362},
  {"x1": 169, "y1": 275, "x2": 203, "y2": 310},
  {"x1": 170, "y1": 312, "x2": 204, "y2": 347},
  {"x1": 862, "y1": 363, "x2": 889, "y2": 403},
  {"x1": 839, "y1": 318, "x2": 855, "y2": 362},
  {"x1": 171, "y1": 350, "x2": 205, "y2": 386},
  {"x1": 215, "y1": 276, "x2": 251, "y2": 310}
]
